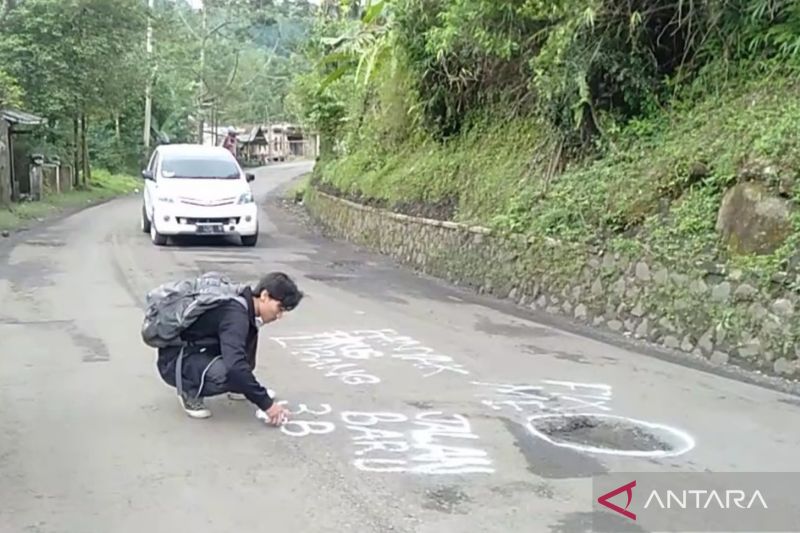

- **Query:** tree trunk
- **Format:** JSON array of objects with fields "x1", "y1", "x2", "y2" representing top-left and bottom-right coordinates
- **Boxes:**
[
  {"x1": 72, "y1": 117, "x2": 80, "y2": 187},
  {"x1": 80, "y1": 114, "x2": 90, "y2": 187},
  {"x1": 115, "y1": 113, "x2": 121, "y2": 141}
]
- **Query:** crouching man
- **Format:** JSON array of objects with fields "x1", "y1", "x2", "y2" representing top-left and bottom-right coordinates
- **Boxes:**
[{"x1": 152, "y1": 272, "x2": 303, "y2": 425}]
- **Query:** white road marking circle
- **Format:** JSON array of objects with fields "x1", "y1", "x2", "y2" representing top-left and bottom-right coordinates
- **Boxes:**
[{"x1": 525, "y1": 412, "x2": 696, "y2": 458}]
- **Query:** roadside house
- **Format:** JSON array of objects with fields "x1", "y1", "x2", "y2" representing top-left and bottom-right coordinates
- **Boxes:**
[
  {"x1": 0, "y1": 108, "x2": 46, "y2": 205},
  {"x1": 238, "y1": 125, "x2": 269, "y2": 165},
  {"x1": 266, "y1": 122, "x2": 319, "y2": 161}
]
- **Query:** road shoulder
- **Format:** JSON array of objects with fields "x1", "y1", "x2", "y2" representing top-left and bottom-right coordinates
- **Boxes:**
[{"x1": 1, "y1": 171, "x2": 139, "y2": 245}]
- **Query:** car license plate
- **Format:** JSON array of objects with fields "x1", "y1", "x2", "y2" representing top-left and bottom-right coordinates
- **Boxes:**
[{"x1": 197, "y1": 224, "x2": 223, "y2": 234}]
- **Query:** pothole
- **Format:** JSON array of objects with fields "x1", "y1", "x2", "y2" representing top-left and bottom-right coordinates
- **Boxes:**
[
  {"x1": 327, "y1": 260, "x2": 362, "y2": 271},
  {"x1": 23, "y1": 240, "x2": 66, "y2": 247},
  {"x1": 525, "y1": 413, "x2": 695, "y2": 458},
  {"x1": 422, "y1": 485, "x2": 472, "y2": 514},
  {"x1": 406, "y1": 400, "x2": 434, "y2": 409},
  {"x1": 305, "y1": 273, "x2": 353, "y2": 282}
]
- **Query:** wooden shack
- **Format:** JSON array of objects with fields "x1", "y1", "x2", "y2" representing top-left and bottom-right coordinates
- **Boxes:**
[{"x1": 0, "y1": 108, "x2": 46, "y2": 205}]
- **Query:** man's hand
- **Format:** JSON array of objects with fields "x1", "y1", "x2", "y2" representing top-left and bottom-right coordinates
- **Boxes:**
[{"x1": 264, "y1": 402, "x2": 290, "y2": 426}]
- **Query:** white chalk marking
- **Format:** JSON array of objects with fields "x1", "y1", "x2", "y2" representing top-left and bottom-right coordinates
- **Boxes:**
[
  {"x1": 269, "y1": 404, "x2": 495, "y2": 476},
  {"x1": 277, "y1": 402, "x2": 337, "y2": 437},
  {"x1": 273, "y1": 329, "x2": 469, "y2": 380},
  {"x1": 353, "y1": 329, "x2": 470, "y2": 376},
  {"x1": 482, "y1": 399, "x2": 548, "y2": 412},
  {"x1": 471, "y1": 379, "x2": 614, "y2": 415},
  {"x1": 293, "y1": 403, "x2": 333, "y2": 416},
  {"x1": 273, "y1": 333, "x2": 382, "y2": 385},
  {"x1": 341, "y1": 411, "x2": 408, "y2": 426},
  {"x1": 557, "y1": 395, "x2": 613, "y2": 412},
  {"x1": 524, "y1": 413, "x2": 696, "y2": 458},
  {"x1": 341, "y1": 410, "x2": 495, "y2": 475},
  {"x1": 353, "y1": 458, "x2": 407, "y2": 473},
  {"x1": 540, "y1": 380, "x2": 613, "y2": 395}
]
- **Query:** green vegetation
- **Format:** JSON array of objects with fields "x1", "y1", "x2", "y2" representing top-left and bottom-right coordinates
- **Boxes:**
[
  {"x1": 0, "y1": 0, "x2": 316, "y2": 183},
  {"x1": 0, "y1": 170, "x2": 139, "y2": 232},
  {"x1": 3, "y1": 0, "x2": 800, "y2": 291},
  {"x1": 290, "y1": 0, "x2": 800, "y2": 285},
  {"x1": 287, "y1": 172, "x2": 312, "y2": 203},
  {"x1": 0, "y1": 0, "x2": 316, "y2": 219}
]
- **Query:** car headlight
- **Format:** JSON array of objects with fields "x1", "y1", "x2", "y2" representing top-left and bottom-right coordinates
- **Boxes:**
[{"x1": 238, "y1": 192, "x2": 254, "y2": 204}]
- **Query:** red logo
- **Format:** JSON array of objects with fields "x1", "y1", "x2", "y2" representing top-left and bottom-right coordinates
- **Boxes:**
[{"x1": 597, "y1": 480, "x2": 637, "y2": 520}]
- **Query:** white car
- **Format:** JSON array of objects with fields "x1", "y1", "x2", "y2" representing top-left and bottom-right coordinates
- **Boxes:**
[{"x1": 140, "y1": 144, "x2": 259, "y2": 246}]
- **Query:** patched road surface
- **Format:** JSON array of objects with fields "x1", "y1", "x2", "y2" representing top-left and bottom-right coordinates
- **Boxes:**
[{"x1": 1, "y1": 162, "x2": 800, "y2": 533}]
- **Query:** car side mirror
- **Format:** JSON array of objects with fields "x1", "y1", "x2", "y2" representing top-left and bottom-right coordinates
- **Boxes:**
[
  {"x1": 142, "y1": 170, "x2": 154, "y2": 180},
  {"x1": 246, "y1": 173, "x2": 255, "y2": 182}
]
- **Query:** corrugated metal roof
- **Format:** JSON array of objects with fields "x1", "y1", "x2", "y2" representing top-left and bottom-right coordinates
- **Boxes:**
[{"x1": 0, "y1": 108, "x2": 46, "y2": 125}]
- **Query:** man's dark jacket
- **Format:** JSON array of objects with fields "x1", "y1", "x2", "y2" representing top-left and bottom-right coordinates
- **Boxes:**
[{"x1": 156, "y1": 287, "x2": 273, "y2": 410}]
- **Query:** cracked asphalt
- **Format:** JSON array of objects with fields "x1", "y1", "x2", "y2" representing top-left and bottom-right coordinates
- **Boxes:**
[{"x1": 1, "y1": 161, "x2": 799, "y2": 533}]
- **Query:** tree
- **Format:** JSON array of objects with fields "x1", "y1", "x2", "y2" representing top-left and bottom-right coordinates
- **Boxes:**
[
  {"x1": 0, "y1": 0, "x2": 315, "y2": 188},
  {"x1": 0, "y1": 0, "x2": 147, "y2": 184}
]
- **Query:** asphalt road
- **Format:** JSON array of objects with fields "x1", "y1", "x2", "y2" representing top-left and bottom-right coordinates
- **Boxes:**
[{"x1": 2, "y1": 162, "x2": 800, "y2": 533}]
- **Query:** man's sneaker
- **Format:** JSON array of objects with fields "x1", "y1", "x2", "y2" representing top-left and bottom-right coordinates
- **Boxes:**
[
  {"x1": 179, "y1": 392, "x2": 211, "y2": 419},
  {"x1": 228, "y1": 389, "x2": 276, "y2": 401}
]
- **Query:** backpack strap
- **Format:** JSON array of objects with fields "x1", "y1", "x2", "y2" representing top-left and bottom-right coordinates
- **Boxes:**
[
  {"x1": 197, "y1": 355, "x2": 223, "y2": 398},
  {"x1": 175, "y1": 345, "x2": 186, "y2": 399}
]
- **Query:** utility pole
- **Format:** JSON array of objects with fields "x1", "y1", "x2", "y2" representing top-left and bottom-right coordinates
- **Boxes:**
[
  {"x1": 143, "y1": 0, "x2": 154, "y2": 152},
  {"x1": 197, "y1": 2, "x2": 206, "y2": 144}
]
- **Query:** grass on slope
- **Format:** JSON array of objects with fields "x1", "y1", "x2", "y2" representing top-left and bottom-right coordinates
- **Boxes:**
[{"x1": 319, "y1": 65, "x2": 800, "y2": 279}]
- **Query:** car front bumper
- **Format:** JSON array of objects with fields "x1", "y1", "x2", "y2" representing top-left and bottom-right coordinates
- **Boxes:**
[{"x1": 152, "y1": 202, "x2": 258, "y2": 236}]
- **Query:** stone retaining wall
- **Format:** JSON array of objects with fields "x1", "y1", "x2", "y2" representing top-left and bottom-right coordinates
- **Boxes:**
[{"x1": 305, "y1": 187, "x2": 800, "y2": 379}]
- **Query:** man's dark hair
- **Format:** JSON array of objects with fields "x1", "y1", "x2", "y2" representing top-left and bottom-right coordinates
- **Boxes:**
[{"x1": 253, "y1": 272, "x2": 303, "y2": 311}]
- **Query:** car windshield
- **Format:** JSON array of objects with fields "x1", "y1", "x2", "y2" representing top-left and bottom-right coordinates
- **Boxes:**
[{"x1": 160, "y1": 156, "x2": 240, "y2": 179}]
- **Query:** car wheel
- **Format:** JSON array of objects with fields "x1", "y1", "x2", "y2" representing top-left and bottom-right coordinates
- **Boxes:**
[
  {"x1": 150, "y1": 221, "x2": 167, "y2": 246},
  {"x1": 141, "y1": 205, "x2": 151, "y2": 234},
  {"x1": 241, "y1": 233, "x2": 258, "y2": 247}
]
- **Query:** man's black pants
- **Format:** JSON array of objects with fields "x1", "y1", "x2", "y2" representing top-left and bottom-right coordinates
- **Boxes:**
[{"x1": 157, "y1": 345, "x2": 238, "y2": 399}]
